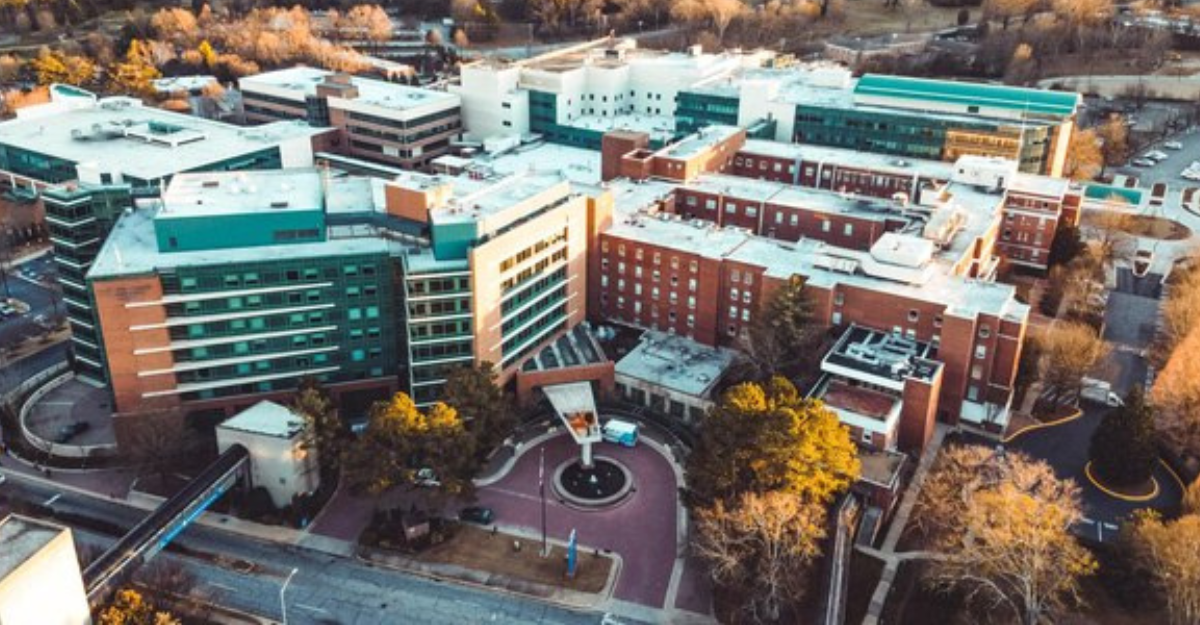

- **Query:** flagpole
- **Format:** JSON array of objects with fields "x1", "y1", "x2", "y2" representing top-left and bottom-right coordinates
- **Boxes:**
[{"x1": 539, "y1": 446, "x2": 548, "y2": 557}]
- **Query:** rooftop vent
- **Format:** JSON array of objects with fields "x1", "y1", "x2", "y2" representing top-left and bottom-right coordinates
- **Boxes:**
[
  {"x1": 202, "y1": 180, "x2": 220, "y2": 188},
  {"x1": 270, "y1": 200, "x2": 289, "y2": 209}
]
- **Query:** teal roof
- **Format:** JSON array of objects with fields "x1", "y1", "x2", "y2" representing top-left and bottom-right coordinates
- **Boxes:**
[{"x1": 855, "y1": 75, "x2": 1080, "y2": 118}]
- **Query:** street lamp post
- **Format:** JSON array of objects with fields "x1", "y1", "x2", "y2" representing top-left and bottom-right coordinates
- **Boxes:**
[
  {"x1": 280, "y1": 567, "x2": 299, "y2": 625},
  {"x1": 539, "y1": 447, "x2": 548, "y2": 557}
]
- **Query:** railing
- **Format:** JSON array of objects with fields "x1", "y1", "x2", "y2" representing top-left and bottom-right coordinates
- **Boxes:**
[{"x1": 14, "y1": 365, "x2": 118, "y2": 459}]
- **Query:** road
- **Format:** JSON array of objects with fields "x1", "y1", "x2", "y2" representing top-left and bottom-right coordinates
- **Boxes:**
[
  {"x1": 0, "y1": 472, "x2": 613, "y2": 625},
  {"x1": 0, "y1": 255, "x2": 60, "y2": 352}
]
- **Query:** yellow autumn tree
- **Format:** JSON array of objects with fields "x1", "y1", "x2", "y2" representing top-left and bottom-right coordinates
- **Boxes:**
[
  {"x1": 31, "y1": 46, "x2": 96, "y2": 86},
  {"x1": 99, "y1": 588, "x2": 181, "y2": 625},
  {"x1": 685, "y1": 376, "x2": 860, "y2": 508},
  {"x1": 343, "y1": 392, "x2": 475, "y2": 496},
  {"x1": 108, "y1": 39, "x2": 161, "y2": 98}
]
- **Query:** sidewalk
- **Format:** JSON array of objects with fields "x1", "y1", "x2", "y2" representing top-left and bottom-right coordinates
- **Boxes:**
[{"x1": 859, "y1": 424, "x2": 949, "y2": 625}]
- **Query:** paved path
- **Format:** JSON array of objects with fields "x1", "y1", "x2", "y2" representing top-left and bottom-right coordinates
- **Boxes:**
[{"x1": 860, "y1": 425, "x2": 948, "y2": 625}]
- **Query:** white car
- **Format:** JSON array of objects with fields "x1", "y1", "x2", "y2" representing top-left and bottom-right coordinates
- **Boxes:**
[
  {"x1": 1165, "y1": 141, "x2": 1184, "y2": 150},
  {"x1": 1145, "y1": 151, "x2": 1170, "y2": 162},
  {"x1": 1132, "y1": 158, "x2": 1156, "y2": 168},
  {"x1": 1183, "y1": 170, "x2": 1200, "y2": 181}
]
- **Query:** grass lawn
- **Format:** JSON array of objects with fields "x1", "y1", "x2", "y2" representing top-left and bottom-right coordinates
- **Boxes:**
[{"x1": 415, "y1": 526, "x2": 612, "y2": 594}]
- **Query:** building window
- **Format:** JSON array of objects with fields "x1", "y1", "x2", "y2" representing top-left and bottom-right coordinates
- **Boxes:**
[
  {"x1": 688, "y1": 296, "x2": 696, "y2": 309},
  {"x1": 933, "y1": 315, "x2": 943, "y2": 328},
  {"x1": 741, "y1": 309, "x2": 750, "y2": 322},
  {"x1": 844, "y1": 223, "x2": 854, "y2": 236},
  {"x1": 690, "y1": 261, "x2": 699, "y2": 273},
  {"x1": 971, "y1": 364, "x2": 983, "y2": 380},
  {"x1": 979, "y1": 326, "x2": 991, "y2": 339},
  {"x1": 705, "y1": 199, "x2": 716, "y2": 210},
  {"x1": 790, "y1": 214, "x2": 798, "y2": 226},
  {"x1": 731, "y1": 270, "x2": 740, "y2": 283},
  {"x1": 636, "y1": 248, "x2": 644, "y2": 261},
  {"x1": 746, "y1": 206, "x2": 758, "y2": 218},
  {"x1": 634, "y1": 266, "x2": 642, "y2": 278},
  {"x1": 725, "y1": 203, "x2": 737, "y2": 215},
  {"x1": 742, "y1": 291, "x2": 751, "y2": 304},
  {"x1": 730, "y1": 288, "x2": 738, "y2": 301},
  {"x1": 834, "y1": 292, "x2": 845, "y2": 306},
  {"x1": 908, "y1": 309, "x2": 919, "y2": 322},
  {"x1": 821, "y1": 221, "x2": 831, "y2": 233},
  {"x1": 975, "y1": 345, "x2": 987, "y2": 359},
  {"x1": 861, "y1": 430, "x2": 873, "y2": 444}
]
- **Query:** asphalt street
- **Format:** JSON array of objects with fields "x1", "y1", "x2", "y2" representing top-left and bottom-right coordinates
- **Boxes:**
[
  {"x1": 0, "y1": 253, "x2": 60, "y2": 350},
  {"x1": 0, "y1": 472, "x2": 613, "y2": 625}
]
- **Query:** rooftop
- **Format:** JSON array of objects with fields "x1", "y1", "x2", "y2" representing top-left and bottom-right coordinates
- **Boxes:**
[
  {"x1": 855, "y1": 74, "x2": 1081, "y2": 118},
  {"x1": 823, "y1": 325, "x2": 940, "y2": 384},
  {"x1": 660, "y1": 124, "x2": 742, "y2": 160},
  {"x1": 0, "y1": 96, "x2": 325, "y2": 183},
  {"x1": 218, "y1": 400, "x2": 305, "y2": 439},
  {"x1": 614, "y1": 331, "x2": 735, "y2": 398},
  {"x1": 606, "y1": 209, "x2": 1026, "y2": 321},
  {"x1": 239, "y1": 67, "x2": 459, "y2": 112},
  {"x1": 0, "y1": 515, "x2": 67, "y2": 581},
  {"x1": 478, "y1": 142, "x2": 603, "y2": 186},
  {"x1": 89, "y1": 204, "x2": 392, "y2": 279},
  {"x1": 565, "y1": 113, "x2": 677, "y2": 143},
  {"x1": 158, "y1": 169, "x2": 325, "y2": 219},
  {"x1": 739, "y1": 138, "x2": 957, "y2": 181}
]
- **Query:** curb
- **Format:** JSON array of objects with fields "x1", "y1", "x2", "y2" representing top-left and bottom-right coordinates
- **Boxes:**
[
  {"x1": 1001, "y1": 407, "x2": 1083, "y2": 444},
  {"x1": 1084, "y1": 461, "x2": 1161, "y2": 503},
  {"x1": 355, "y1": 535, "x2": 618, "y2": 614}
]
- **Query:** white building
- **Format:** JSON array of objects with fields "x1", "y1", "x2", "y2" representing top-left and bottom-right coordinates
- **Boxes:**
[
  {"x1": 0, "y1": 515, "x2": 91, "y2": 625},
  {"x1": 216, "y1": 401, "x2": 320, "y2": 509},
  {"x1": 450, "y1": 38, "x2": 773, "y2": 146}
]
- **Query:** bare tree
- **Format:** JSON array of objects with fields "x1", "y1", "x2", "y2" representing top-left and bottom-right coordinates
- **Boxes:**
[
  {"x1": 913, "y1": 445, "x2": 1096, "y2": 625},
  {"x1": 1131, "y1": 511, "x2": 1200, "y2": 625},
  {"x1": 694, "y1": 490, "x2": 826, "y2": 622},
  {"x1": 1038, "y1": 321, "x2": 1109, "y2": 403}
]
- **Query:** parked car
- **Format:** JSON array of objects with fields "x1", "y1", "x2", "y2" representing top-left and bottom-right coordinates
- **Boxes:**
[
  {"x1": 415, "y1": 467, "x2": 440, "y2": 488},
  {"x1": 459, "y1": 506, "x2": 495, "y2": 525},
  {"x1": 1145, "y1": 151, "x2": 1169, "y2": 162},
  {"x1": 1165, "y1": 140, "x2": 1184, "y2": 150},
  {"x1": 1132, "y1": 158, "x2": 1156, "y2": 168},
  {"x1": 54, "y1": 421, "x2": 90, "y2": 443},
  {"x1": 0, "y1": 303, "x2": 14, "y2": 317},
  {"x1": 1081, "y1": 378, "x2": 1123, "y2": 407}
]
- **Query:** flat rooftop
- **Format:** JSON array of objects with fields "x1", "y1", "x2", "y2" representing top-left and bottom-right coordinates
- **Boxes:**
[
  {"x1": 240, "y1": 66, "x2": 459, "y2": 111},
  {"x1": 89, "y1": 204, "x2": 392, "y2": 279},
  {"x1": 740, "y1": 139, "x2": 957, "y2": 181},
  {"x1": 219, "y1": 400, "x2": 304, "y2": 439},
  {"x1": 0, "y1": 515, "x2": 67, "y2": 580},
  {"x1": 566, "y1": 113, "x2": 677, "y2": 143},
  {"x1": 660, "y1": 125, "x2": 742, "y2": 160},
  {"x1": 522, "y1": 325, "x2": 607, "y2": 372},
  {"x1": 478, "y1": 142, "x2": 603, "y2": 186},
  {"x1": 606, "y1": 209, "x2": 1026, "y2": 321},
  {"x1": 615, "y1": 331, "x2": 735, "y2": 398},
  {"x1": 159, "y1": 169, "x2": 325, "y2": 219},
  {"x1": 823, "y1": 325, "x2": 939, "y2": 383},
  {"x1": 0, "y1": 96, "x2": 324, "y2": 182},
  {"x1": 430, "y1": 171, "x2": 572, "y2": 228}
]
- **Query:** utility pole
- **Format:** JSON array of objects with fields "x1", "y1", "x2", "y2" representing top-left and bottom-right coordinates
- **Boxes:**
[{"x1": 539, "y1": 446, "x2": 548, "y2": 557}]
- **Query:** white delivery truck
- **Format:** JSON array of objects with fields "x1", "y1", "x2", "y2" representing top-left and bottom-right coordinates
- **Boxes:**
[
  {"x1": 1080, "y1": 377, "x2": 1123, "y2": 407},
  {"x1": 602, "y1": 419, "x2": 639, "y2": 447}
]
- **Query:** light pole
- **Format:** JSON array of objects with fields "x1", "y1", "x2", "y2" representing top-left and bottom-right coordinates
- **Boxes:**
[
  {"x1": 280, "y1": 567, "x2": 299, "y2": 625},
  {"x1": 539, "y1": 446, "x2": 548, "y2": 557}
]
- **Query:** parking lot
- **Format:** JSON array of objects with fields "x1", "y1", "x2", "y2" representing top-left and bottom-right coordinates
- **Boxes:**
[
  {"x1": 0, "y1": 252, "x2": 62, "y2": 353},
  {"x1": 1110, "y1": 126, "x2": 1200, "y2": 189}
]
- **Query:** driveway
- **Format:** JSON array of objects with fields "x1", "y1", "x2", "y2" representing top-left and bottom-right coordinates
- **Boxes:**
[
  {"x1": 1005, "y1": 405, "x2": 1184, "y2": 543},
  {"x1": 475, "y1": 433, "x2": 683, "y2": 610}
]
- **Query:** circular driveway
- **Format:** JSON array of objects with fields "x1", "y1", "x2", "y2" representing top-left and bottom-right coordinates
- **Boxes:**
[
  {"x1": 1004, "y1": 406, "x2": 1184, "y2": 538},
  {"x1": 475, "y1": 432, "x2": 681, "y2": 609}
]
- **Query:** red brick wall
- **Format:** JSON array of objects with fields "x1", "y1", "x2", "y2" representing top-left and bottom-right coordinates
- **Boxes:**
[
  {"x1": 602, "y1": 132, "x2": 649, "y2": 182},
  {"x1": 514, "y1": 362, "x2": 616, "y2": 406},
  {"x1": 899, "y1": 370, "x2": 942, "y2": 452}
]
